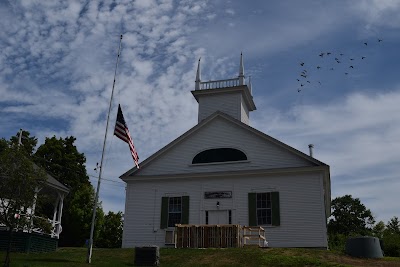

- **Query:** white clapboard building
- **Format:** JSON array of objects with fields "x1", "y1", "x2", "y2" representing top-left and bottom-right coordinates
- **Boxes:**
[{"x1": 120, "y1": 55, "x2": 331, "y2": 248}]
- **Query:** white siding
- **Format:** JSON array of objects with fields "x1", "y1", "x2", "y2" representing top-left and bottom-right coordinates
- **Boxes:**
[
  {"x1": 198, "y1": 92, "x2": 241, "y2": 122},
  {"x1": 122, "y1": 172, "x2": 327, "y2": 248},
  {"x1": 137, "y1": 117, "x2": 315, "y2": 176},
  {"x1": 240, "y1": 96, "x2": 250, "y2": 125}
]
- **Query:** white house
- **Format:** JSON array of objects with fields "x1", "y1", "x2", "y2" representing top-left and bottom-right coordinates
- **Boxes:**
[{"x1": 120, "y1": 55, "x2": 331, "y2": 248}]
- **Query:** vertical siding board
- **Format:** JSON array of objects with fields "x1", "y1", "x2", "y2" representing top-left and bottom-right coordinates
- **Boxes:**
[
  {"x1": 160, "y1": 197, "x2": 169, "y2": 229},
  {"x1": 248, "y1": 193, "x2": 257, "y2": 226},
  {"x1": 272, "y1": 192, "x2": 280, "y2": 226},
  {"x1": 182, "y1": 196, "x2": 190, "y2": 224}
]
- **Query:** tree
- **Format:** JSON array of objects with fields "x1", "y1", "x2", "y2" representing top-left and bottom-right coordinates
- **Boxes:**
[
  {"x1": 96, "y1": 211, "x2": 123, "y2": 248},
  {"x1": 0, "y1": 142, "x2": 47, "y2": 267},
  {"x1": 385, "y1": 216, "x2": 400, "y2": 235},
  {"x1": 382, "y1": 217, "x2": 400, "y2": 256},
  {"x1": 372, "y1": 221, "x2": 386, "y2": 239},
  {"x1": 34, "y1": 136, "x2": 104, "y2": 246},
  {"x1": 328, "y1": 195, "x2": 375, "y2": 236},
  {"x1": 10, "y1": 130, "x2": 37, "y2": 156}
]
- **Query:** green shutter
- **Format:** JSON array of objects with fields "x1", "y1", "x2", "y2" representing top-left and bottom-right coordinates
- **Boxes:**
[
  {"x1": 248, "y1": 193, "x2": 257, "y2": 226},
  {"x1": 160, "y1": 197, "x2": 169, "y2": 229},
  {"x1": 181, "y1": 196, "x2": 190, "y2": 224},
  {"x1": 271, "y1": 192, "x2": 280, "y2": 226}
]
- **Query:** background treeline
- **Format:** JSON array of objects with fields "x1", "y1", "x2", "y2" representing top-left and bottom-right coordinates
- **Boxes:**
[
  {"x1": 328, "y1": 194, "x2": 400, "y2": 256},
  {"x1": 0, "y1": 131, "x2": 122, "y2": 248}
]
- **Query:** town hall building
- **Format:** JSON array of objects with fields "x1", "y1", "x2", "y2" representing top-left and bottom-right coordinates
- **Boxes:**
[{"x1": 119, "y1": 55, "x2": 331, "y2": 248}]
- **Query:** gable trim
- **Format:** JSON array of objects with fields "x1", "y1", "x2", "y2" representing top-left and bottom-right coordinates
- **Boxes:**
[{"x1": 119, "y1": 111, "x2": 327, "y2": 178}]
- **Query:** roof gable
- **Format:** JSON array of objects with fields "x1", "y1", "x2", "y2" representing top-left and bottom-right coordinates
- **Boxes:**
[{"x1": 120, "y1": 111, "x2": 326, "y2": 178}]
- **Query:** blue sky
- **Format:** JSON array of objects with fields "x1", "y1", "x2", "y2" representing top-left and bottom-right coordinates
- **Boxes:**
[{"x1": 1, "y1": 0, "x2": 399, "y2": 224}]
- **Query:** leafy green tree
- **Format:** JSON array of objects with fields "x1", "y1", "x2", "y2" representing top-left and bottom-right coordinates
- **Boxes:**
[
  {"x1": 328, "y1": 195, "x2": 375, "y2": 236},
  {"x1": 10, "y1": 130, "x2": 38, "y2": 156},
  {"x1": 96, "y1": 211, "x2": 123, "y2": 248},
  {"x1": 385, "y1": 216, "x2": 400, "y2": 235},
  {"x1": 34, "y1": 136, "x2": 104, "y2": 246},
  {"x1": 372, "y1": 221, "x2": 386, "y2": 239},
  {"x1": 0, "y1": 142, "x2": 47, "y2": 267},
  {"x1": 382, "y1": 217, "x2": 400, "y2": 256}
]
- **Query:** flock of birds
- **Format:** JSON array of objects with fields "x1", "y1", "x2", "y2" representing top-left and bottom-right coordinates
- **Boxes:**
[{"x1": 296, "y1": 38, "x2": 383, "y2": 93}]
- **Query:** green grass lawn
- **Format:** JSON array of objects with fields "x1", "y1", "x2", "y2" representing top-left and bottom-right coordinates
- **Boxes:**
[{"x1": 1, "y1": 247, "x2": 400, "y2": 267}]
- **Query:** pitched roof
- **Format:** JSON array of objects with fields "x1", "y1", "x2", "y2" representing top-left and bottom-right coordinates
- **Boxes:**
[
  {"x1": 120, "y1": 111, "x2": 328, "y2": 178},
  {"x1": 33, "y1": 163, "x2": 69, "y2": 193}
]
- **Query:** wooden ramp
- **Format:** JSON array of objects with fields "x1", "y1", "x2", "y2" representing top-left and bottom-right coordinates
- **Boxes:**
[
  {"x1": 174, "y1": 225, "x2": 266, "y2": 248},
  {"x1": 175, "y1": 224, "x2": 241, "y2": 248}
]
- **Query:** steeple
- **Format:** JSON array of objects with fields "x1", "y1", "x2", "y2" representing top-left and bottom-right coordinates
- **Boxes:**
[
  {"x1": 238, "y1": 52, "x2": 245, "y2": 85},
  {"x1": 195, "y1": 58, "x2": 201, "y2": 90},
  {"x1": 191, "y1": 53, "x2": 256, "y2": 125}
]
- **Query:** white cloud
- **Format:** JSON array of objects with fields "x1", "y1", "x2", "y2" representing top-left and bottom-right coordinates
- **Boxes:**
[{"x1": 253, "y1": 88, "x2": 400, "y2": 222}]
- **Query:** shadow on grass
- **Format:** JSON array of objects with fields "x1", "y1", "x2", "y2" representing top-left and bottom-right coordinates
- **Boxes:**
[{"x1": 23, "y1": 258, "x2": 75, "y2": 263}]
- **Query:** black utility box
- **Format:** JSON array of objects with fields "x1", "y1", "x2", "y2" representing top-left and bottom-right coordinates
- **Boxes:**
[{"x1": 134, "y1": 246, "x2": 160, "y2": 266}]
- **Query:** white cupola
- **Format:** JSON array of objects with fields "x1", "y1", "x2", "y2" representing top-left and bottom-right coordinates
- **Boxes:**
[{"x1": 191, "y1": 53, "x2": 256, "y2": 125}]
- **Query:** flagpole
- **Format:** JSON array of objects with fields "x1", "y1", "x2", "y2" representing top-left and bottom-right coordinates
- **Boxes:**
[{"x1": 87, "y1": 34, "x2": 123, "y2": 264}]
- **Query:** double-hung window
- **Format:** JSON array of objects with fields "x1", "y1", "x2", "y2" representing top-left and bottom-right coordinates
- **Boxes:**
[
  {"x1": 160, "y1": 196, "x2": 189, "y2": 229},
  {"x1": 256, "y1": 193, "x2": 272, "y2": 225},
  {"x1": 248, "y1": 192, "x2": 280, "y2": 226},
  {"x1": 168, "y1": 197, "x2": 182, "y2": 227}
]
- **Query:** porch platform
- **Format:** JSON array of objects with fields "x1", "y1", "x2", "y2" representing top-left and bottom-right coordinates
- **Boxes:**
[{"x1": 174, "y1": 224, "x2": 265, "y2": 248}]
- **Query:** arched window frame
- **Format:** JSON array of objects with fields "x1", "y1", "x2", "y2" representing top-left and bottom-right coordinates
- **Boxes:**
[{"x1": 191, "y1": 147, "x2": 248, "y2": 165}]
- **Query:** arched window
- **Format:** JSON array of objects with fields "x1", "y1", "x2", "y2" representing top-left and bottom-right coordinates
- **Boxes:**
[{"x1": 192, "y1": 148, "x2": 247, "y2": 164}]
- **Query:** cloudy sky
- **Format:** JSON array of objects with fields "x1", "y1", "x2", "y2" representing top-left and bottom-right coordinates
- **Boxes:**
[{"x1": 1, "y1": 0, "x2": 399, "y2": 224}]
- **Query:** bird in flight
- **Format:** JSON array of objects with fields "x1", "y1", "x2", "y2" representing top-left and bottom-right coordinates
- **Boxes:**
[
  {"x1": 345, "y1": 72, "x2": 349, "y2": 75},
  {"x1": 300, "y1": 62, "x2": 305, "y2": 66},
  {"x1": 297, "y1": 79, "x2": 300, "y2": 81},
  {"x1": 327, "y1": 52, "x2": 332, "y2": 55},
  {"x1": 319, "y1": 53, "x2": 325, "y2": 57},
  {"x1": 378, "y1": 39, "x2": 383, "y2": 42},
  {"x1": 362, "y1": 56, "x2": 366, "y2": 59},
  {"x1": 364, "y1": 42, "x2": 368, "y2": 46},
  {"x1": 317, "y1": 66, "x2": 321, "y2": 69},
  {"x1": 297, "y1": 89, "x2": 301, "y2": 92},
  {"x1": 350, "y1": 58, "x2": 354, "y2": 61},
  {"x1": 349, "y1": 66, "x2": 354, "y2": 68},
  {"x1": 307, "y1": 81, "x2": 311, "y2": 83}
]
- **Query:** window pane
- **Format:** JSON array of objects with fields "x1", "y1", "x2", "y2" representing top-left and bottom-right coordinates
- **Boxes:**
[
  {"x1": 256, "y1": 193, "x2": 272, "y2": 226},
  {"x1": 266, "y1": 209, "x2": 272, "y2": 225},
  {"x1": 168, "y1": 213, "x2": 181, "y2": 227}
]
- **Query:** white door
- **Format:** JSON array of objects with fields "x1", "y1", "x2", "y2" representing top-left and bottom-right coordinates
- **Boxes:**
[{"x1": 208, "y1": 210, "x2": 229, "y2": 225}]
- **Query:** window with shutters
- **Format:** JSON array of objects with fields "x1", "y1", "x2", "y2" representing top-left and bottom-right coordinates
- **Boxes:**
[
  {"x1": 256, "y1": 193, "x2": 272, "y2": 225},
  {"x1": 248, "y1": 192, "x2": 280, "y2": 227},
  {"x1": 161, "y1": 196, "x2": 189, "y2": 229},
  {"x1": 168, "y1": 197, "x2": 182, "y2": 227}
]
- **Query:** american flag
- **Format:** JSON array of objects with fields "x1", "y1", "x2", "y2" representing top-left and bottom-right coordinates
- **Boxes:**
[{"x1": 114, "y1": 104, "x2": 139, "y2": 168}]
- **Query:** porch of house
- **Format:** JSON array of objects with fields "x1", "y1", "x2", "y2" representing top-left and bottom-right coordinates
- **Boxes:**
[
  {"x1": 173, "y1": 224, "x2": 266, "y2": 248},
  {"x1": 0, "y1": 172, "x2": 69, "y2": 253}
]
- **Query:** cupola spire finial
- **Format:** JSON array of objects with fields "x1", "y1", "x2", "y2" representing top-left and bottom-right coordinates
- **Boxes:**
[
  {"x1": 195, "y1": 57, "x2": 201, "y2": 90},
  {"x1": 239, "y1": 52, "x2": 245, "y2": 85}
]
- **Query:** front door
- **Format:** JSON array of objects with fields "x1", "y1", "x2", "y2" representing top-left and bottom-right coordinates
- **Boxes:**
[{"x1": 208, "y1": 210, "x2": 229, "y2": 225}]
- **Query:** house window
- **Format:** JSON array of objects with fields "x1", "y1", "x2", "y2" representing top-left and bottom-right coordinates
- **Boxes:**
[
  {"x1": 192, "y1": 148, "x2": 247, "y2": 164},
  {"x1": 256, "y1": 193, "x2": 272, "y2": 225},
  {"x1": 160, "y1": 196, "x2": 189, "y2": 229},
  {"x1": 168, "y1": 197, "x2": 182, "y2": 227},
  {"x1": 248, "y1": 192, "x2": 280, "y2": 227}
]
